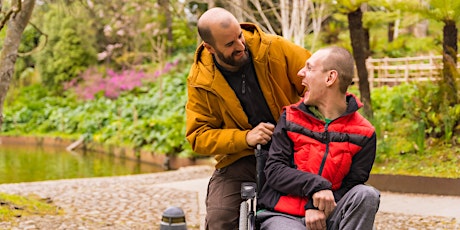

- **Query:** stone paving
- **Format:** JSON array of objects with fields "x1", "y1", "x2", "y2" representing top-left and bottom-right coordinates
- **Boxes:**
[
  {"x1": 0, "y1": 166, "x2": 213, "y2": 230},
  {"x1": 0, "y1": 165, "x2": 458, "y2": 230}
]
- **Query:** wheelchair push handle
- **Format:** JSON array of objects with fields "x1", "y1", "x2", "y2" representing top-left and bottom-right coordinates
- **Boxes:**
[{"x1": 256, "y1": 144, "x2": 261, "y2": 152}]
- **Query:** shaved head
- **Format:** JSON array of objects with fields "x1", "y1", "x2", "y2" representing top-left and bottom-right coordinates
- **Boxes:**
[
  {"x1": 196, "y1": 7, "x2": 248, "y2": 71},
  {"x1": 197, "y1": 7, "x2": 239, "y2": 46},
  {"x1": 320, "y1": 47, "x2": 355, "y2": 93}
]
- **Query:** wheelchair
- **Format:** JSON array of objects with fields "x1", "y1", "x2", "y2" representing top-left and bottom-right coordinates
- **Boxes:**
[
  {"x1": 238, "y1": 145, "x2": 380, "y2": 230},
  {"x1": 239, "y1": 144, "x2": 267, "y2": 230}
]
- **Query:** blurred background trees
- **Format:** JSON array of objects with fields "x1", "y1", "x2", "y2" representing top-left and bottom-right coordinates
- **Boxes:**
[
  {"x1": 0, "y1": 0, "x2": 35, "y2": 128},
  {"x1": 0, "y1": 0, "x2": 459, "y2": 176}
]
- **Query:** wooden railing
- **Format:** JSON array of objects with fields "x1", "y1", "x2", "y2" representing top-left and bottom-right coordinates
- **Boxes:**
[{"x1": 354, "y1": 55, "x2": 460, "y2": 88}]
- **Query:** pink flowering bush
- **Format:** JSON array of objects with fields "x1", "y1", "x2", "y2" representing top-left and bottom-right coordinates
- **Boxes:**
[{"x1": 64, "y1": 59, "x2": 179, "y2": 100}]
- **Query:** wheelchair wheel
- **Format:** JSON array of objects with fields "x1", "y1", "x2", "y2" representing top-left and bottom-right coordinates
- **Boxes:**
[{"x1": 239, "y1": 201, "x2": 249, "y2": 230}]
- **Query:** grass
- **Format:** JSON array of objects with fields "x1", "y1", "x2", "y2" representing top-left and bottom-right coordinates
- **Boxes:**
[
  {"x1": 0, "y1": 193, "x2": 63, "y2": 222},
  {"x1": 372, "y1": 144, "x2": 460, "y2": 178}
]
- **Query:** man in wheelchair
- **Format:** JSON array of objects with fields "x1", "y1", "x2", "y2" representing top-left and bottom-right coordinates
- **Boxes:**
[{"x1": 256, "y1": 46, "x2": 380, "y2": 230}]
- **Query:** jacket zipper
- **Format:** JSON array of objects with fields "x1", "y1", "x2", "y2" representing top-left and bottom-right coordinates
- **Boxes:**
[
  {"x1": 318, "y1": 123, "x2": 329, "y2": 176},
  {"x1": 242, "y1": 74, "x2": 246, "y2": 94}
]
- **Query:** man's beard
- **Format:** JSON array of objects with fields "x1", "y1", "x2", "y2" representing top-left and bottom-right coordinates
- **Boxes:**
[{"x1": 216, "y1": 47, "x2": 250, "y2": 68}]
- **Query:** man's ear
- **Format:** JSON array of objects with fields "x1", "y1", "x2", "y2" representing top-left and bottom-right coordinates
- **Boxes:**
[
  {"x1": 203, "y1": 42, "x2": 215, "y2": 54},
  {"x1": 325, "y1": 70, "x2": 338, "y2": 87}
]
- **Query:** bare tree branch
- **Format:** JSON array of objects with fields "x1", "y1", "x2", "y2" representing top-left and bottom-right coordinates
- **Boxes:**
[
  {"x1": 0, "y1": 0, "x2": 22, "y2": 31},
  {"x1": 249, "y1": 0, "x2": 277, "y2": 34},
  {"x1": 225, "y1": 0, "x2": 331, "y2": 47},
  {"x1": 18, "y1": 21, "x2": 49, "y2": 57}
]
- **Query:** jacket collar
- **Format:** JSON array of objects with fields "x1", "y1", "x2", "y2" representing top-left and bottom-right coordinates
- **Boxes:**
[{"x1": 294, "y1": 93, "x2": 363, "y2": 120}]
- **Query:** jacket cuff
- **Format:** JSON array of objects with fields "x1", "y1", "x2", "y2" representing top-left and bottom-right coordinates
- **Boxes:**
[
  {"x1": 304, "y1": 180, "x2": 332, "y2": 197},
  {"x1": 305, "y1": 199, "x2": 317, "y2": 210},
  {"x1": 242, "y1": 130, "x2": 254, "y2": 149}
]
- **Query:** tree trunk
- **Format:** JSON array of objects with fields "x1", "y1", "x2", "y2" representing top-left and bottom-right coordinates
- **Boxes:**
[
  {"x1": 388, "y1": 21, "x2": 395, "y2": 42},
  {"x1": 347, "y1": 7, "x2": 373, "y2": 119},
  {"x1": 0, "y1": 0, "x2": 35, "y2": 128},
  {"x1": 442, "y1": 20, "x2": 458, "y2": 105},
  {"x1": 159, "y1": 0, "x2": 173, "y2": 55},
  {"x1": 364, "y1": 27, "x2": 371, "y2": 58}
]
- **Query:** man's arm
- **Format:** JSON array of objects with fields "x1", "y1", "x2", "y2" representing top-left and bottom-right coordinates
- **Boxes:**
[{"x1": 185, "y1": 84, "x2": 251, "y2": 156}]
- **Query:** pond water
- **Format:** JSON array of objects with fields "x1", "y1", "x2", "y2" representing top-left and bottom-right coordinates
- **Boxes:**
[{"x1": 0, "y1": 144, "x2": 165, "y2": 184}]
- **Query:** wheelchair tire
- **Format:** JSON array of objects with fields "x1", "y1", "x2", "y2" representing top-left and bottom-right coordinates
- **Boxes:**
[{"x1": 239, "y1": 201, "x2": 249, "y2": 230}]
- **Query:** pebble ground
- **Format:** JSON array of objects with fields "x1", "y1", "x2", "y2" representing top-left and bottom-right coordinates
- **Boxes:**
[{"x1": 0, "y1": 165, "x2": 458, "y2": 230}]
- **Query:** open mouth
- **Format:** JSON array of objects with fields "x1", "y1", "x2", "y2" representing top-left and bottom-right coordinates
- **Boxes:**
[
  {"x1": 303, "y1": 85, "x2": 310, "y2": 98},
  {"x1": 234, "y1": 52, "x2": 243, "y2": 58},
  {"x1": 233, "y1": 50, "x2": 246, "y2": 58}
]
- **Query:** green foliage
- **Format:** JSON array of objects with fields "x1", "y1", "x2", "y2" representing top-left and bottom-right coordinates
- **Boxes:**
[
  {"x1": 3, "y1": 57, "x2": 193, "y2": 157},
  {"x1": 334, "y1": 0, "x2": 367, "y2": 13},
  {"x1": 320, "y1": 13, "x2": 349, "y2": 46},
  {"x1": 3, "y1": 0, "x2": 459, "y2": 178},
  {"x1": 172, "y1": 17, "x2": 198, "y2": 54},
  {"x1": 371, "y1": 80, "x2": 460, "y2": 177},
  {"x1": 375, "y1": 35, "x2": 440, "y2": 58},
  {"x1": 93, "y1": 68, "x2": 192, "y2": 156},
  {"x1": 13, "y1": 26, "x2": 42, "y2": 82},
  {"x1": 371, "y1": 145, "x2": 460, "y2": 178},
  {"x1": 317, "y1": 3, "x2": 445, "y2": 58},
  {"x1": 422, "y1": 0, "x2": 460, "y2": 22},
  {"x1": 2, "y1": 84, "x2": 72, "y2": 134},
  {"x1": 5, "y1": 59, "x2": 458, "y2": 177},
  {"x1": 34, "y1": 4, "x2": 97, "y2": 92},
  {"x1": 372, "y1": 84, "x2": 417, "y2": 156}
]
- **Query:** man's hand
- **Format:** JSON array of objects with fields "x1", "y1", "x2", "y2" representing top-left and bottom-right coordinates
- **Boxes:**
[
  {"x1": 305, "y1": 209, "x2": 327, "y2": 230},
  {"x1": 246, "y1": 122, "x2": 275, "y2": 147},
  {"x1": 312, "y1": 190, "x2": 336, "y2": 217}
]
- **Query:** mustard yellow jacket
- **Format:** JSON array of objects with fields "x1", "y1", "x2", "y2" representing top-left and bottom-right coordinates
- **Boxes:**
[{"x1": 185, "y1": 23, "x2": 311, "y2": 169}]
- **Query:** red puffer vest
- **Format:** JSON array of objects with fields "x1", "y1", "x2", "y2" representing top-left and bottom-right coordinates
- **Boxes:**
[{"x1": 272, "y1": 102, "x2": 375, "y2": 216}]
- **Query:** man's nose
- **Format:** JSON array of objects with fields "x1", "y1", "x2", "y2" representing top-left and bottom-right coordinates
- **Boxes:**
[
  {"x1": 236, "y1": 39, "x2": 245, "y2": 50},
  {"x1": 298, "y1": 68, "x2": 306, "y2": 78}
]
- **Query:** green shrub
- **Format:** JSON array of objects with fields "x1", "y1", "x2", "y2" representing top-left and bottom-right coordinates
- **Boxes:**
[
  {"x1": 34, "y1": 4, "x2": 97, "y2": 92},
  {"x1": 2, "y1": 58, "x2": 192, "y2": 157}
]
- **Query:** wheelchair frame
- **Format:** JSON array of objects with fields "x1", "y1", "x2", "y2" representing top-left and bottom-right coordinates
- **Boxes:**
[{"x1": 239, "y1": 144, "x2": 267, "y2": 230}]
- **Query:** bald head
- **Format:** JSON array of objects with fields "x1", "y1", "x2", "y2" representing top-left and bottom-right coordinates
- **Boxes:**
[
  {"x1": 320, "y1": 46, "x2": 355, "y2": 93},
  {"x1": 197, "y1": 7, "x2": 239, "y2": 46}
]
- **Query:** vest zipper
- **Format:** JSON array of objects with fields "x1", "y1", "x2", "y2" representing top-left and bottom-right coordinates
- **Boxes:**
[{"x1": 318, "y1": 124, "x2": 329, "y2": 176}]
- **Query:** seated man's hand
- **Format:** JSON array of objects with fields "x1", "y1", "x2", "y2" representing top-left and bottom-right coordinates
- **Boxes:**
[
  {"x1": 312, "y1": 190, "x2": 336, "y2": 217},
  {"x1": 305, "y1": 209, "x2": 326, "y2": 230}
]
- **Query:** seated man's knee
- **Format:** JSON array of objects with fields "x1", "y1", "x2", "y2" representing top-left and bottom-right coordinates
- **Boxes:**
[{"x1": 355, "y1": 185, "x2": 380, "y2": 207}]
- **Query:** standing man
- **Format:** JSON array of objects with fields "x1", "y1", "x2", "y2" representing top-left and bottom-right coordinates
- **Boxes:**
[
  {"x1": 185, "y1": 7, "x2": 311, "y2": 229},
  {"x1": 258, "y1": 46, "x2": 380, "y2": 230}
]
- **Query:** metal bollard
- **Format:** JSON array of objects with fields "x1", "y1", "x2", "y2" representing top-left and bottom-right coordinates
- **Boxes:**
[{"x1": 160, "y1": 206, "x2": 187, "y2": 230}]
